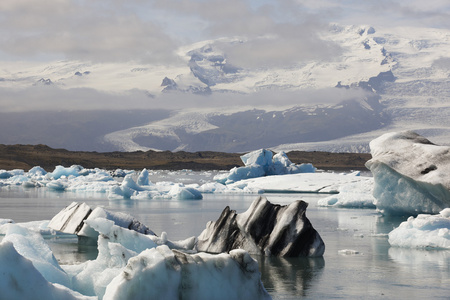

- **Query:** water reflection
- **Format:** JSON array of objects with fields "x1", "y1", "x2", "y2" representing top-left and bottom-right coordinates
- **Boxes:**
[
  {"x1": 255, "y1": 255, "x2": 325, "y2": 298},
  {"x1": 47, "y1": 237, "x2": 98, "y2": 265},
  {"x1": 389, "y1": 247, "x2": 450, "y2": 272}
]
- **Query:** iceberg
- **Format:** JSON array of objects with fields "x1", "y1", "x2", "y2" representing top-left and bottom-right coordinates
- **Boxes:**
[
  {"x1": 225, "y1": 171, "x2": 366, "y2": 194},
  {"x1": 48, "y1": 202, "x2": 156, "y2": 242},
  {"x1": 0, "y1": 241, "x2": 95, "y2": 300},
  {"x1": 107, "y1": 173, "x2": 203, "y2": 200},
  {"x1": 317, "y1": 177, "x2": 376, "y2": 208},
  {"x1": 3, "y1": 204, "x2": 269, "y2": 299},
  {"x1": 1, "y1": 222, "x2": 269, "y2": 300},
  {"x1": 49, "y1": 165, "x2": 84, "y2": 179},
  {"x1": 366, "y1": 131, "x2": 450, "y2": 215},
  {"x1": 1, "y1": 223, "x2": 71, "y2": 287},
  {"x1": 388, "y1": 208, "x2": 450, "y2": 249},
  {"x1": 214, "y1": 149, "x2": 315, "y2": 184},
  {"x1": 197, "y1": 196, "x2": 325, "y2": 257},
  {"x1": 103, "y1": 246, "x2": 271, "y2": 300}
]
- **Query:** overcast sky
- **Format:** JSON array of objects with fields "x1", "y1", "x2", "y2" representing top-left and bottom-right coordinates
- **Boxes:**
[
  {"x1": 0, "y1": 0, "x2": 449, "y2": 113},
  {"x1": 1, "y1": 0, "x2": 449, "y2": 64}
]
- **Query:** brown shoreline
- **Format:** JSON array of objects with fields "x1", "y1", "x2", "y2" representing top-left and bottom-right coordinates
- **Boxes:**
[{"x1": 0, "y1": 144, "x2": 371, "y2": 172}]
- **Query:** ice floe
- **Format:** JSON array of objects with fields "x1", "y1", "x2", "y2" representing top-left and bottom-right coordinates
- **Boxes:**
[{"x1": 388, "y1": 208, "x2": 450, "y2": 249}]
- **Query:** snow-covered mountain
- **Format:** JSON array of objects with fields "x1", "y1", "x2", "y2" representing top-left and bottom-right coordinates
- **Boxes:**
[{"x1": 1, "y1": 24, "x2": 449, "y2": 153}]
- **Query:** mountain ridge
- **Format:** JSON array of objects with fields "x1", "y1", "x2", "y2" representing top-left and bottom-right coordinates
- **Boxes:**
[{"x1": 1, "y1": 24, "x2": 449, "y2": 153}]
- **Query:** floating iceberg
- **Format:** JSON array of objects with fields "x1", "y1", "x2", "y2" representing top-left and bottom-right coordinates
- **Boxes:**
[
  {"x1": 103, "y1": 246, "x2": 271, "y2": 300},
  {"x1": 1, "y1": 223, "x2": 72, "y2": 287},
  {"x1": 226, "y1": 171, "x2": 367, "y2": 194},
  {"x1": 49, "y1": 165, "x2": 84, "y2": 179},
  {"x1": 366, "y1": 131, "x2": 450, "y2": 215},
  {"x1": 1, "y1": 203, "x2": 270, "y2": 299},
  {"x1": 214, "y1": 149, "x2": 315, "y2": 184},
  {"x1": 0, "y1": 241, "x2": 95, "y2": 300},
  {"x1": 48, "y1": 202, "x2": 156, "y2": 242},
  {"x1": 388, "y1": 208, "x2": 450, "y2": 249},
  {"x1": 317, "y1": 176, "x2": 376, "y2": 208},
  {"x1": 197, "y1": 196, "x2": 325, "y2": 257},
  {"x1": 107, "y1": 172, "x2": 203, "y2": 200}
]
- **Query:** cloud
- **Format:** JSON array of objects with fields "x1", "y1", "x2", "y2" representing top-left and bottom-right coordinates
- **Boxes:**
[
  {"x1": 1, "y1": 0, "x2": 448, "y2": 65},
  {"x1": 155, "y1": 0, "x2": 341, "y2": 68},
  {"x1": 0, "y1": 0, "x2": 178, "y2": 63},
  {"x1": 0, "y1": 84, "x2": 370, "y2": 113},
  {"x1": 311, "y1": 0, "x2": 450, "y2": 28}
]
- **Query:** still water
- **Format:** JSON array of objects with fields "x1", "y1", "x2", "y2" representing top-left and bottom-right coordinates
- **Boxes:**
[{"x1": 0, "y1": 176, "x2": 449, "y2": 299}]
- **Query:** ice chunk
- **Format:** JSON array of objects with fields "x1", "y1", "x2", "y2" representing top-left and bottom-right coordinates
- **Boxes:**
[
  {"x1": 28, "y1": 166, "x2": 48, "y2": 176},
  {"x1": 366, "y1": 131, "x2": 450, "y2": 215},
  {"x1": 48, "y1": 202, "x2": 92, "y2": 235},
  {"x1": 197, "y1": 196, "x2": 325, "y2": 257},
  {"x1": 388, "y1": 208, "x2": 450, "y2": 249},
  {"x1": 214, "y1": 149, "x2": 315, "y2": 184},
  {"x1": 0, "y1": 241, "x2": 95, "y2": 300},
  {"x1": 241, "y1": 148, "x2": 273, "y2": 170},
  {"x1": 48, "y1": 202, "x2": 155, "y2": 240},
  {"x1": 0, "y1": 219, "x2": 14, "y2": 226},
  {"x1": 225, "y1": 171, "x2": 366, "y2": 193},
  {"x1": 65, "y1": 234, "x2": 137, "y2": 298},
  {"x1": 0, "y1": 169, "x2": 24, "y2": 179},
  {"x1": 65, "y1": 219, "x2": 194, "y2": 298},
  {"x1": 103, "y1": 245, "x2": 271, "y2": 300},
  {"x1": 137, "y1": 168, "x2": 150, "y2": 186},
  {"x1": 1, "y1": 223, "x2": 71, "y2": 287},
  {"x1": 168, "y1": 184, "x2": 203, "y2": 200},
  {"x1": 49, "y1": 165, "x2": 83, "y2": 179},
  {"x1": 317, "y1": 178, "x2": 376, "y2": 208}
]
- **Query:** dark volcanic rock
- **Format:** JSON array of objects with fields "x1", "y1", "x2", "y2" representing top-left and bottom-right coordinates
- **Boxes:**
[{"x1": 196, "y1": 196, "x2": 325, "y2": 257}]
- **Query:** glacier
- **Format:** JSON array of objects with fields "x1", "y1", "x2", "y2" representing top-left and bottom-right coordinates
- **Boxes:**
[{"x1": 6, "y1": 24, "x2": 450, "y2": 153}]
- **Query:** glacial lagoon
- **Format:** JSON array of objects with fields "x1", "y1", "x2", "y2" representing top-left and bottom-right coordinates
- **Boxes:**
[{"x1": 1, "y1": 170, "x2": 449, "y2": 299}]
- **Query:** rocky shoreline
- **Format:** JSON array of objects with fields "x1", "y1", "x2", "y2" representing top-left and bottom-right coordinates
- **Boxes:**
[{"x1": 0, "y1": 144, "x2": 371, "y2": 171}]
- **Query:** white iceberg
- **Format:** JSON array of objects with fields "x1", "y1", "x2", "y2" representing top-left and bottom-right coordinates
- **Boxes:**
[
  {"x1": 49, "y1": 165, "x2": 84, "y2": 179},
  {"x1": 225, "y1": 171, "x2": 367, "y2": 194},
  {"x1": 366, "y1": 131, "x2": 450, "y2": 215},
  {"x1": 48, "y1": 202, "x2": 156, "y2": 242},
  {"x1": 2, "y1": 204, "x2": 269, "y2": 299},
  {"x1": 107, "y1": 174, "x2": 203, "y2": 200},
  {"x1": 214, "y1": 149, "x2": 315, "y2": 184},
  {"x1": 317, "y1": 177, "x2": 376, "y2": 208},
  {"x1": 0, "y1": 241, "x2": 95, "y2": 300},
  {"x1": 388, "y1": 208, "x2": 450, "y2": 249},
  {"x1": 1, "y1": 223, "x2": 71, "y2": 287},
  {"x1": 103, "y1": 246, "x2": 271, "y2": 300}
]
